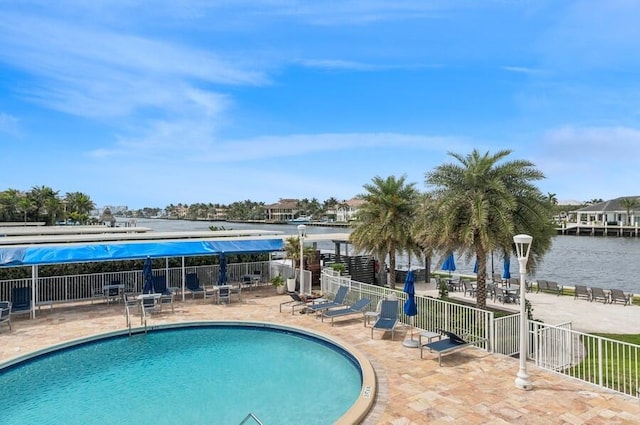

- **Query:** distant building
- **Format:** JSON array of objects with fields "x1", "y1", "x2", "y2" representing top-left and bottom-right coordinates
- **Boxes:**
[
  {"x1": 573, "y1": 196, "x2": 640, "y2": 225},
  {"x1": 336, "y1": 198, "x2": 364, "y2": 222},
  {"x1": 265, "y1": 199, "x2": 300, "y2": 221}
]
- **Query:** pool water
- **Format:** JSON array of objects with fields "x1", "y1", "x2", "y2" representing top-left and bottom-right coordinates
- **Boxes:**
[{"x1": 0, "y1": 325, "x2": 362, "y2": 424}]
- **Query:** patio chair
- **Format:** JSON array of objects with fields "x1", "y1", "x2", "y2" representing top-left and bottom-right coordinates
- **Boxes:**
[
  {"x1": 321, "y1": 298, "x2": 371, "y2": 326},
  {"x1": 536, "y1": 280, "x2": 549, "y2": 293},
  {"x1": 486, "y1": 283, "x2": 496, "y2": 301},
  {"x1": 0, "y1": 301, "x2": 11, "y2": 332},
  {"x1": 371, "y1": 299, "x2": 399, "y2": 339},
  {"x1": 217, "y1": 285, "x2": 232, "y2": 304},
  {"x1": 153, "y1": 274, "x2": 171, "y2": 295},
  {"x1": 547, "y1": 281, "x2": 564, "y2": 296},
  {"x1": 590, "y1": 287, "x2": 609, "y2": 303},
  {"x1": 462, "y1": 280, "x2": 476, "y2": 297},
  {"x1": 609, "y1": 289, "x2": 631, "y2": 306},
  {"x1": 279, "y1": 292, "x2": 312, "y2": 315},
  {"x1": 185, "y1": 273, "x2": 205, "y2": 299},
  {"x1": 159, "y1": 293, "x2": 175, "y2": 313},
  {"x1": 574, "y1": 285, "x2": 591, "y2": 301},
  {"x1": 306, "y1": 286, "x2": 349, "y2": 315},
  {"x1": 11, "y1": 287, "x2": 31, "y2": 314},
  {"x1": 139, "y1": 296, "x2": 159, "y2": 323},
  {"x1": 494, "y1": 286, "x2": 511, "y2": 304}
]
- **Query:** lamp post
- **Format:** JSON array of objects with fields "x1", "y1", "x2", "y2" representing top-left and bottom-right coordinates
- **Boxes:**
[
  {"x1": 297, "y1": 224, "x2": 306, "y2": 294},
  {"x1": 513, "y1": 234, "x2": 533, "y2": 391}
]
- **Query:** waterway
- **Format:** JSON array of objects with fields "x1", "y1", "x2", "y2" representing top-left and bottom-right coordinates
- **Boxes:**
[{"x1": 127, "y1": 218, "x2": 640, "y2": 294}]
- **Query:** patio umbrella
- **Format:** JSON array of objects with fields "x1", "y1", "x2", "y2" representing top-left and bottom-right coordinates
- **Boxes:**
[
  {"x1": 473, "y1": 258, "x2": 478, "y2": 274},
  {"x1": 502, "y1": 257, "x2": 511, "y2": 280},
  {"x1": 402, "y1": 270, "x2": 419, "y2": 348},
  {"x1": 142, "y1": 256, "x2": 154, "y2": 294},
  {"x1": 441, "y1": 253, "x2": 456, "y2": 276},
  {"x1": 218, "y1": 253, "x2": 227, "y2": 285}
]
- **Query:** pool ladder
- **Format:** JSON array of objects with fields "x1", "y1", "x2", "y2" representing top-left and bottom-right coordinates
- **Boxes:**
[{"x1": 239, "y1": 412, "x2": 264, "y2": 425}]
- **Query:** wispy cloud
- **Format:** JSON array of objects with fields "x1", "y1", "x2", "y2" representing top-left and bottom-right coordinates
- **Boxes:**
[
  {"x1": 0, "y1": 12, "x2": 264, "y2": 121},
  {"x1": 0, "y1": 112, "x2": 20, "y2": 137},
  {"x1": 503, "y1": 66, "x2": 546, "y2": 75}
]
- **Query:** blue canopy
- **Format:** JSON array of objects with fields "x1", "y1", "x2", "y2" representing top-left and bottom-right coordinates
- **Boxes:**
[{"x1": 0, "y1": 238, "x2": 284, "y2": 267}]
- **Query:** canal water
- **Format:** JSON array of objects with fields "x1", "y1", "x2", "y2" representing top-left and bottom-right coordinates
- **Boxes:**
[{"x1": 129, "y1": 218, "x2": 640, "y2": 294}]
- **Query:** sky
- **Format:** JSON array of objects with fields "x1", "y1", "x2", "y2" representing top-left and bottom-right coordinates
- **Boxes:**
[{"x1": 2, "y1": 1, "x2": 640, "y2": 209}]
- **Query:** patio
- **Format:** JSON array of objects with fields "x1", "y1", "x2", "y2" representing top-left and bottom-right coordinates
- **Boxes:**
[{"x1": 1, "y1": 287, "x2": 639, "y2": 424}]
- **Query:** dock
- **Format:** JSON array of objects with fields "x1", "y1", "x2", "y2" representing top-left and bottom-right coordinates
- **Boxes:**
[{"x1": 557, "y1": 223, "x2": 640, "y2": 237}]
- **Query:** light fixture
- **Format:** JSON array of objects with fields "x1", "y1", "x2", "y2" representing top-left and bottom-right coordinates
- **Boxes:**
[
  {"x1": 513, "y1": 233, "x2": 533, "y2": 391},
  {"x1": 297, "y1": 224, "x2": 307, "y2": 294}
]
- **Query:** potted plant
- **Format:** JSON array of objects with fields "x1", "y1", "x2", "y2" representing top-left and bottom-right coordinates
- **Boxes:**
[
  {"x1": 330, "y1": 263, "x2": 347, "y2": 275},
  {"x1": 283, "y1": 236, "x2": 318, "y2": 292},
  {"x1": 270, "y1": 274, "x2": 286, "y2": 295}
]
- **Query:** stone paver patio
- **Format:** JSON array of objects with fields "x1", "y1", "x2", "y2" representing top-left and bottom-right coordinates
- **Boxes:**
[{"x1": 1, "y1": 288, "x2": 639, "y2": 424}]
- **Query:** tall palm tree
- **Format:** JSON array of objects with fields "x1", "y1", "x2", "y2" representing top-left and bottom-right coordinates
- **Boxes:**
[
  {"x1": 417, "y1": 149, "x2": 555, "y2": 309},
  {"x1": 349, "y1": 175, "x2": 420, "y2": 289},
  {"x1": 619, "y1": 197, "x2": 638, "y2": 225},
  {"x1": 64, "y1": 192, "x2": 95, "y2": 224}
]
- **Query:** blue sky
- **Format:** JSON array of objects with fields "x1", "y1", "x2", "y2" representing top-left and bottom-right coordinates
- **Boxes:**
[{"x1": 2, "y1": 1, "x2": 640, "y2": 209}]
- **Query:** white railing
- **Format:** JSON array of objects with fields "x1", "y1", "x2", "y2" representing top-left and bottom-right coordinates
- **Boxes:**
[
  {"x1": 493, "y1": 314, "x2": 520, "y2": 356},
  {"x1": 0, "y1": 261, "x2": 271, "y2": 310},
  {"x1": 321, "y1": 269, "x2": 493, "y2": 350},
  {"x1": 529, "y1": 322, "x2": 640, "y2": 398}
]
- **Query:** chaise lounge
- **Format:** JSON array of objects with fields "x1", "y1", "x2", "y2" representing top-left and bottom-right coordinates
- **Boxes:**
[
  {"x1": 420, "y1": 329, "x2": 483, "y2": 366},
  {"x1": 371, "y1": 299, "x2": 399, "y2": 339},
  {"x1": 574, "y1": 285, "x2": 591, "y2": 301},
  {"x1": 321, "y1": 298, "x2": 371, "y2": 326},
  {"x1": 306, "y1": 286, "x2": 348, "y2": 315},
  {"x1": 610, "y1": 288, "x2": 631, "y2": 306}
]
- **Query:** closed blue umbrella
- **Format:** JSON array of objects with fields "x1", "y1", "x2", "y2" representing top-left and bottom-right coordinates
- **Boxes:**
[
  {"x1": 402, "y1": 270, "x2": 418, "y2": 348},
  {"x1": 218, "y1": 253, "x2": 227, "y2": 285},
  {"x1": 142, "y1": 257, "x2": 154, "y2": 294},
  {"x1": 473, "y1": 258, "x2": 478, "y2": 274},
  {"x1": 502, "y1": 257, "x2": 511, "y2": 280},
  {"x1": 441, "y1": 253, "x2": 456, "y2": 276}
]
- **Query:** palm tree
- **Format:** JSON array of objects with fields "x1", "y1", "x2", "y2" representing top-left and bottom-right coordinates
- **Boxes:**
[
  {"x1": 349, "y1": 175, "x2": 420, "y2": 289},
  {"x1": 417, "y1": 149, "x2": 555, "y2": 309},
  {"x1": 619, "y1": 197, "x2": 638, "y2": 225},
  {"x1": 64, "y1": 192, "x2": 95, "y2": 224}
]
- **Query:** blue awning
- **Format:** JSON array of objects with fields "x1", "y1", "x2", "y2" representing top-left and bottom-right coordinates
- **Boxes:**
[{"x1": 0, "y1": 238, "x2": 283, "y2": 267}]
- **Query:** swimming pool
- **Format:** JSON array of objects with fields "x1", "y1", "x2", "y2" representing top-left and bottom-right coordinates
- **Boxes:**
[{"x1": 0, "y1": 322, "x2": 375, "y2": 424}]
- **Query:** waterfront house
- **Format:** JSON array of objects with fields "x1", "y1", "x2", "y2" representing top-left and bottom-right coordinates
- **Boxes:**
[
  {"x1": 572, "y1": 196, "x2": 640, "y2": 225},
  {"x1": 336, "y1": 198, "x2": 364, "y2": 222}
]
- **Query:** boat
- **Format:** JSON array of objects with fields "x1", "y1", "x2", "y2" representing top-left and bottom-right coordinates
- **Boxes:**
[{"x1": 287, "y1": 216, "x2": 311, "y2": 224}]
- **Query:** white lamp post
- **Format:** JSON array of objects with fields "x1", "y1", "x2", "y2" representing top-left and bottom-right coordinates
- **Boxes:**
[
  {"x1": 297, "y1": 224, "x2": 306, "y2": 294},
  {"x1": 513, "y1": 233, "x2": 533, "y2": 391}
]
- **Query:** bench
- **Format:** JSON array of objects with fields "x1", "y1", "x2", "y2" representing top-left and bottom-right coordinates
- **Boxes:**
[{"x1": 420, "y1": 330, "x2": 484, "y2": 366}]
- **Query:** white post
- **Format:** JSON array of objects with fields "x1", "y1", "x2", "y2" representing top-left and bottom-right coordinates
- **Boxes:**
[
  {"x1": 513, "y1": 234, "x2": 533, "y2": 390},
  {"x1": 298, "y1": 224, "x2": 306, "y2": 294}
]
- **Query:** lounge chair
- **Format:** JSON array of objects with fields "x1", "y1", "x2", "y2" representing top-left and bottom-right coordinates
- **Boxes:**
[
  {"x1": 610, "y1": 289, "x2": 631, "y2": 306},
  {"x1": 536, "y1": 280, "x2": 549, "y2": 293},
  {"x1": 590, "y1": 287, "x2": 609, "y2": 303},
  {"x1": 11, "y1": 287, "x2": 31, "y2": 315},
  {"x1": 371, "y1": 299, "x2": 399, "y2": 339},
  {"x1": 153, "y1": 275, "x2": 171, "y2": 295},
  {"x1": 279, "y1": 292, "x2": 312, "y2": 315},
  {"x1": 574, "y1": 285, "x2": 591, "y2": 301},
  {"x1": 306, "y1": 286, "x2": 349, "y2": 315},
  {"x1": 185, "y1": 273, "x2": 205, "y2": 299},
  {"x1": 321, "y1": 298, "x2": 371, "y2": 326},
  {"x1": 0, "y1": 301, "x2": 11, "y2": 331},
  {"x1": 420, "y1": 330, "x2": 483, "y2": 366}
]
